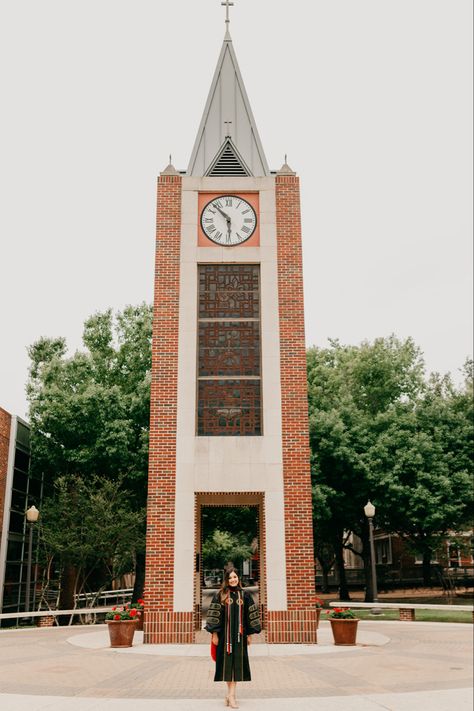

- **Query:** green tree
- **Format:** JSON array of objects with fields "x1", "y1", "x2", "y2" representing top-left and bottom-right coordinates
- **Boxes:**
[
  {"x1": 201, "y1": 507, "x2": 258, "y2": 578},
  {"x1": 38, "y1": 474, "x2": 145, "y2": 613},
  {"x1": 367, "y1": 364, "x2": 473, "y2": 584},
  {"x1": 27, "y1": 304, "x2": 152, "y2": 604},
  {"x1": 308, "y1": 336, "x2": 425, "y2": 599},
  {"x1": 308, "y1": 336, "x2": 472, "y2": 599},
  {"x1": 202, "y1": 529, "x2": 253, "y2": 572},
  {"x1": 312, "y1": 483, "x2": 337, "y2": 593}
]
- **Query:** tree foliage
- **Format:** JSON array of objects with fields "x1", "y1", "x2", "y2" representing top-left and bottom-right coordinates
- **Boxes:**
[
  {"x1": 202, "y1": 529, "x2": 253, "y2": 571},
  {"x1": 27, "y1": 304, "x2": 152, "y2": 602},
  {"x1": 368, "y1": 365, "x2": 473, "y2": 571},
  {"x1": 27, "y1": 304, "x2": 152, "y2": 505},
  {"x1": 201, "y1": 507, "x2": 258, "y2": 574},
  {"x1": 38, "y1": 474, "x2": 145, "y2": 605},
  {"x1": 308, "y1": 337, "x2": 473, "y2": 598},
  {"x1": 27, "y1": 307, "x2": 472, "y2": 604}
]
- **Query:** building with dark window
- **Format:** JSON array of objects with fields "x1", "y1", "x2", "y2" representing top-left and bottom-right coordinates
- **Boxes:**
[
  {"x1": 0, "y1": 407, "x2": 43, "y2": 625},
  {"x1": 336, "y1": 529, "x2": 474, "y2": 590}
]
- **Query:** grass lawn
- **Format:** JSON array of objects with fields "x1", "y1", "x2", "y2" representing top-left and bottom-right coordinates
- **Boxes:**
[
  {"x1": 336, "y1": 608, "x2": 473, "y2": 623},
  {"x1": 320, "y1": 589, "x2": 473, "y2": 623}
]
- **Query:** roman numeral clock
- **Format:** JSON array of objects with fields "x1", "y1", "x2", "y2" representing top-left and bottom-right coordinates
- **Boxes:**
[
  {"x1": 144, "y1": 2, "x2": 318, "y2": 647},
  {"x1": 200, "y1": 195, "x2": 257, "y2": 246}
]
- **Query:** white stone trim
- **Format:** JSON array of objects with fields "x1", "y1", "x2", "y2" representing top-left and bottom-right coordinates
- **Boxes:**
[{"x1": 172, "y1": 176, "x2": 287, "y2": 612}]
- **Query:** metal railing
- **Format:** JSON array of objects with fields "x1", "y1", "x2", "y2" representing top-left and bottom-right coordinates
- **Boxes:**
[
  {"x1": 0, "y1": 607, "x2": 116, "y2": 624},
  {"x1": 0, "y1": 588, "x2": 134, "y2": 627},
  {"x1": 74, "y1": 588, "x2": 133, "y2": 608},
  {"x1": 316, "y1": 566, "x2": 474, "y2": 589}
]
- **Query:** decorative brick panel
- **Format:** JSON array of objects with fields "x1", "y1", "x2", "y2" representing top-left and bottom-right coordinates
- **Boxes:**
[
  {"x1": 399, "y1": 608, "x2": 416, "y2": 621},
  {"x1": 36, "y1": 615, "x2": 55, "y2": 627},
  {"x1": 275, "y1": 174, "x2": 317, "y2": 642},
  {"x1": 144, "y1": 174, "x2": 183, "y2": 641},
  {"x1": 144, "y1": 611, "x2": 194, "y2": 644},
  {"x1": 0, "y1": 407, "x2": 12, "y2": 537},
  {"x1": 266, "y1": 609, "x2": 318, "y2": 644}
]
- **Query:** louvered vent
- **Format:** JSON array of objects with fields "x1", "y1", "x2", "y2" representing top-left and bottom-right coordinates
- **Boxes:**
[{"x1": 206, "y1": 140, "x2": 251, "y2": 177}]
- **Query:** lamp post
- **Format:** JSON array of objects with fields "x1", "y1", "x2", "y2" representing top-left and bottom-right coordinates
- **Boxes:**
[
  {"x1": 24, "y1": 505, "x2": 39, "y2": 614},
  {"x1": 364, "y1": 500, "x2": 378, "y2": 603}
]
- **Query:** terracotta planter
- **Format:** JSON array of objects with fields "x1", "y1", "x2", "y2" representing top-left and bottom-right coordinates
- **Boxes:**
[
  {"x1": 315, "y1": 608, "x2": 322, "y2": 629},
  {"x1": 107, "y1": 619, "x2": 137, "y2": 648},
  {"x1": 329, "y1": 618, "x2": 359, "y2": 646}
]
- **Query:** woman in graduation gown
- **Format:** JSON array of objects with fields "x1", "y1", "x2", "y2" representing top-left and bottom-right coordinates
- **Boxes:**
[{"x1": 205, "y1": 567, "x2": 262, "y2": 709}]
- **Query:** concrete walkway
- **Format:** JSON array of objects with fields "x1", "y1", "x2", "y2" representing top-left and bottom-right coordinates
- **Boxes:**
[{"x1": 0, "y1": 620, "x2": 472, "y2": 710}]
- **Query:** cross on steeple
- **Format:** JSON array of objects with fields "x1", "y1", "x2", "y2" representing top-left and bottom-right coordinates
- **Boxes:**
[
  {"x1": 221, "y1": 0, "x2": 234, "y2": 26},
  {"x1": 187, "y1": 0, "x2": 270, "y2": 176}
]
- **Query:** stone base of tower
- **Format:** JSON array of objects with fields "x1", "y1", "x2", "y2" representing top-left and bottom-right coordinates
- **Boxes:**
[
  {"x1": 265, "y1": 610, "x2": 318, "y2": 644},
  {"x1": 144, "y1": 611, "x2": 194, "y2": 644}
]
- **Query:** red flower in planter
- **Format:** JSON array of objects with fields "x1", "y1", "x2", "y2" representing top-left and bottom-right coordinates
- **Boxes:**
[
  {"x1": 130, "y1": 599, "x2": 145, "y2": 612},
  {"x1": 114, "y1": 614, "x2": 121, "y2": 621},
  {"x1": 130, "y1": 609, "x2": 137, "y2": 617},
  {"x1": 327, "y1": 607, "x2": 357, "y2": 620}
]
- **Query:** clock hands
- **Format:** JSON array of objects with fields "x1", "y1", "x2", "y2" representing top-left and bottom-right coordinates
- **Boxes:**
[
  {"x1": 215, "y1": 205, "x2": 232, "y2": 242},
  {"x1": 215, "y1": 205, "x2": 231, "y2": 222}
]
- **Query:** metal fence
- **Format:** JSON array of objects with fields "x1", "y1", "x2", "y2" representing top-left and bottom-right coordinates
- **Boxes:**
[
  {"x1": 74, "y1": 588, "x2": 133, "y2": 608},
  {"x1": 316, "y1": 565, "x2": 474, "y2": 591}
]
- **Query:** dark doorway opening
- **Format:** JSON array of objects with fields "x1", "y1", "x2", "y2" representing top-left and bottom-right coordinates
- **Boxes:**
[{"x1": 195, "y1": 494, "x2": 265, "y2": 635}]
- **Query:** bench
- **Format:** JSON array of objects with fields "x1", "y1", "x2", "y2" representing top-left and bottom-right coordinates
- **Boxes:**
[{"x1": 329, "y1": 601, "x2": 474, "y2": 621}]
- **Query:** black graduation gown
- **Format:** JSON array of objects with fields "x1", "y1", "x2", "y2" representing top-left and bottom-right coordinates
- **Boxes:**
[{"x1": 205, "y1": 589, "x2": 262, "y2": 682}]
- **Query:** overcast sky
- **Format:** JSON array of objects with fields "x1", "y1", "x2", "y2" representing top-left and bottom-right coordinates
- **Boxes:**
[{"x1": 1, "y1": 0, "x2": 472, "y2": 420}]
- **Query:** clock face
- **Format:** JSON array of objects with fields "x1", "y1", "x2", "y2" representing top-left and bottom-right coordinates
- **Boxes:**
[{"x1": 200, "y1": 195, "x2": 257, "y2": 246}]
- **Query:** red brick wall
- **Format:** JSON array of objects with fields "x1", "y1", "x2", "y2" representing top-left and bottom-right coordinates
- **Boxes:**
[
  {"x1": 266, "y1": 609, "x2": 318, "y2": 643},
  {"x1": 0, "y1": 408, "x2": 12, "y2": 536},
  {"x1": 144, "y1": 173, "x2": 193, "y2": 643},
  {"x1": 269, "y1": 173, "x2": 317, "y2": 642}
]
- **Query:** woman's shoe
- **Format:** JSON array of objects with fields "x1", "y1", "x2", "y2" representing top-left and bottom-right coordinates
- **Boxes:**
[
  {"x1": 224, "y1": 696, "x2": 230, "y2": 707},
  {"x1": 228, "y1": 697, "x2": 239, "y2": 709}
]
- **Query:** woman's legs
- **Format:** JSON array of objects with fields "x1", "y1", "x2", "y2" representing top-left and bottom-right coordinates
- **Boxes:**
[{"x1": 227, "y1": 681, "x2": 238, "y2": 707}]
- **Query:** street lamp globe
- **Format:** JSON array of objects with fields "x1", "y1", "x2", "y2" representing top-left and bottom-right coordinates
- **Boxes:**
[
  {"x1": 26, "y1": 505, "x2": 40, "y2": 523},
  {"x1": 364, "y1": 500, "x2": 375, "y2": 519}
]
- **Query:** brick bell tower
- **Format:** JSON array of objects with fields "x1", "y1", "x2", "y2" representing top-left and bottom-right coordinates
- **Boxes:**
[{"x1": 144, "y1": 3, "x2": 317, "y2": 644}]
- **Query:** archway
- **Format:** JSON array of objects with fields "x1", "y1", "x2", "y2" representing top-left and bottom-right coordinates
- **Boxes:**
[{"x1": 194, "y1": 492, "x2": 266, "y2": 637}]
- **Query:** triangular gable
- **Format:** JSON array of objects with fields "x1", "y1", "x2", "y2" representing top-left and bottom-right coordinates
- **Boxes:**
[
  {"x1": 187, "y1": 33, "x2": 270, "y2": 177},
  {"x1": 206, "y1": 137, "x2": 251, "y2": 177}
]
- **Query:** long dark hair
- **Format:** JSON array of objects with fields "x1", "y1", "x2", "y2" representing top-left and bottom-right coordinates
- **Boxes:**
[{"x1": 219, "y1": 567, "x2": 242, "y2": 603}]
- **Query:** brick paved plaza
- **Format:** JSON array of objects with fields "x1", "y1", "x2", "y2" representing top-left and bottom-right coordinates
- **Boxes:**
[{"x1": 0, "y1": 620, "x2": 472, "y2": 710}]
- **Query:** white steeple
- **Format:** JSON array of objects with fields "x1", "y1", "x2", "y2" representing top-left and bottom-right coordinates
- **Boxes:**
[{"x1": 186, "y1": 29, "x2": 270, "y2": 177}]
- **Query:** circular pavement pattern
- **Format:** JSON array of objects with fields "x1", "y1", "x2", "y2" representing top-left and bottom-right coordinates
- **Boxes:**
[{"x1": 0, "y1": 621, "x2": 471, "y2": 705}]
